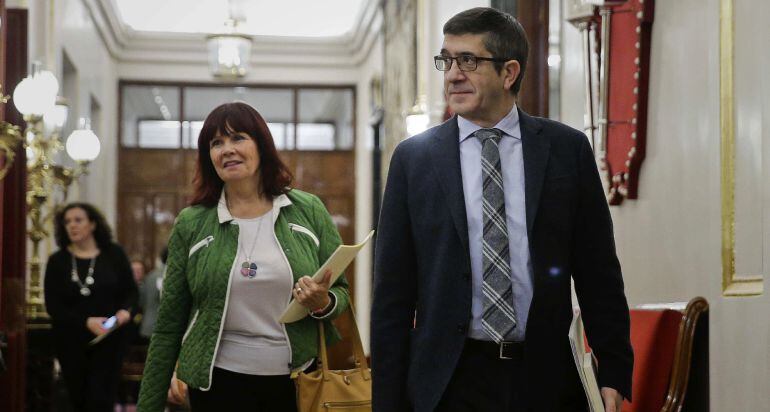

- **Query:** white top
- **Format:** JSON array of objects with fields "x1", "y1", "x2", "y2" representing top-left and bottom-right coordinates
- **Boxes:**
[
  {"x1": 214, "y1": 209, "x2": 294, "y2": 375},
  {"x1": 458, "y1": 105, "x2": 534, "y2": 342}
]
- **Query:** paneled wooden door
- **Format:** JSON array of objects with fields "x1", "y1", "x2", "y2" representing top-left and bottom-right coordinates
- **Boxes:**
[{"x1": 117, "y1": 149, "x2": 187, "y2": 270}]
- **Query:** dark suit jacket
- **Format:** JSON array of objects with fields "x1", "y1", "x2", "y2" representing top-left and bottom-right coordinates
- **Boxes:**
[{"x1": 371, "y1": 110, "x2": 633, "y2": 411}]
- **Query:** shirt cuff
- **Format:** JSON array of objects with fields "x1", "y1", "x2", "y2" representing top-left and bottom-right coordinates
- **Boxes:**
[{"x1": 309, "y1": 292, "x2": 337, "y2": 319}]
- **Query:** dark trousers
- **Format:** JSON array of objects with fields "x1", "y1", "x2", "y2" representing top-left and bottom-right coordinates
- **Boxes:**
[
  {"x1": 436, "y1": 339, "x2": 526, "y2": 412},
  {"x1": 56, "y1": 331, "x2": 127, "y2": 412},
  {"x1": 189, "y1": 367, "x2": 297, "y2": 412}
]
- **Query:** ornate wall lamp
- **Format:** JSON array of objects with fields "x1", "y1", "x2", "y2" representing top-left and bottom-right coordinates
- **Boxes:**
[
  {"x1": 567, "y1": 0, "x2": 654, "y2": 205},
  {"x1": 10, "y1": 62, "x2": 101, "y2": 320},
  {"x1": 0, "y1": 86, "x2": 23, "y2": 180}
]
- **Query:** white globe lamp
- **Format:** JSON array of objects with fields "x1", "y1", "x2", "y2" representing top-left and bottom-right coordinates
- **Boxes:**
[
  {"x1": 66, "y1": 128, "x2": 101, "y2": 163},
  {"x1": 12, "y1": 64, "x2": 59, "y2": 117}
]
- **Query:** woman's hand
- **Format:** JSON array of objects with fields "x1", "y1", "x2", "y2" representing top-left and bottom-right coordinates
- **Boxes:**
[
  {"x1": 292, "y1": 270, "x2": 332, "y2": 313},
  {"x1": 167, "y1": 372, "x2": 188, "y2": 405},
  {"x1": 86, "y1": 317, "x2": 108, "y2": 336},
  {"x1": 115, "y1": 309, "x2": 131, "y2": 326}
]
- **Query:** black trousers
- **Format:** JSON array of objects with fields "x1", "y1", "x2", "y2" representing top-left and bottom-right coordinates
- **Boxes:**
[
  {"x1": 435, "y1": 339, "x2": 526, "y2": 412},
  {"x1": 56, "y1": 330, "x2": 127, "y2": 412},
  {"x1": 189, "y1": 367, "x2": 297, "y2": 412}
]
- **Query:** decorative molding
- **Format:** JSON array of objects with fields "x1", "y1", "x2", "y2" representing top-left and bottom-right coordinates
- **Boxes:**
[
  {"x1": 719, "y1": 0, "x2": 763, "y2": 296},
  {"x1": 83, "y1": 0, "x2": 382, "y2": 69},
  {"x1": 351, "y1": 1, "x2": 384, "y2": 66},
  {"x1": 82, "y1": 0, "x2": 124, "y2": 59},
  {"x1": 349, "y1": 0, "x2": 382, "y2": 60}
]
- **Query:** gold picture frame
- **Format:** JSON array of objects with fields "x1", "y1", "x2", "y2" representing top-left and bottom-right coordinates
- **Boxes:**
[{"x1": 720, "y1": 0, "x2": 764, "y2": 296}]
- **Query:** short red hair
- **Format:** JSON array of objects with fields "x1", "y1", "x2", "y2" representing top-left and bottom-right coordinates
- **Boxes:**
[{"x1": 189, "y1": 102, "x2": 293, "y2": 207}]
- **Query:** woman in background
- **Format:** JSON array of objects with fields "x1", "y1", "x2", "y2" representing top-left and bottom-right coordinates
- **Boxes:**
[
  {"x1": 137, "y1": 102, "x2": 350, "y2": 411},
  {"x1": 44, "y1": 202, "x2": 138, "y2": 412},
  {"x1": 138, "y1": 247, "x2": 168, "y2": 344}
]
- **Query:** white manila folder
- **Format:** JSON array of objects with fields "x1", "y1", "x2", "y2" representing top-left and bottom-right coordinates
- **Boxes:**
[
  {"x1": 279, "y1": 230, "x2": 375, "y2": 323},
  {"x1": 568, "y1": 308, "x2": 605, "y2": 412}
]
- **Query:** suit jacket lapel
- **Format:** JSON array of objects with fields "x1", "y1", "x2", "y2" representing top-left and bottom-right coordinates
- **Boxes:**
[
  {"x1": 429, "y1": 116, "x2": 470, "y2": 255},
  {"x1": 519, "y1": 109, "x2": 549, "y2": 235}
]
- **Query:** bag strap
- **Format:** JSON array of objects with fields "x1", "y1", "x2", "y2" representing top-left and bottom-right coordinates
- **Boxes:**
[{"x1": 316, "y1": 302, "x2": 371, "y2": 381}]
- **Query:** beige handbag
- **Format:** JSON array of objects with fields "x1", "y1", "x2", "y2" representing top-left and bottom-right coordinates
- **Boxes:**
[{"x1": 294, "y1": 306, "x2": 372, "y2": 411}]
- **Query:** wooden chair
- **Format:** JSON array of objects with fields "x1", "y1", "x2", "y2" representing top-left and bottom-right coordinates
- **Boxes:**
[{"x1": 622, "y1": 296, "x2": 709, "y2": 412}]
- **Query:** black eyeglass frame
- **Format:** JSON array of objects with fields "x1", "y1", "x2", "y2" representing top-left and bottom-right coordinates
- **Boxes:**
[{"x1": 433, "y1": 54, "x2": 514, "y2": 72}]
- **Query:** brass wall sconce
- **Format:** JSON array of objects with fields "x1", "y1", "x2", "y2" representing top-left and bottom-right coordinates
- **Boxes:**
[
  {"x1": 0, "y1": 86, "x2": 23, "y2": 181},
  {"x1": 10, "y1": 62, "x2": 102, "y2": 320}
]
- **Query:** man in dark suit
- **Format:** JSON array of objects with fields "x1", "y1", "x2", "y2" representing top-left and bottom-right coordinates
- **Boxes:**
[{"x1": 371, "y1": 7, "x2": 633, "y2": 412}]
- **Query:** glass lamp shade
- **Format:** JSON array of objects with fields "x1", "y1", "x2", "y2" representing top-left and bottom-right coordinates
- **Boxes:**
[
  {"x1": 207, "y1": 34, "x2": 252, "y2": 77},
  {"x1": 36, "y1": 70, "x2": 60, "y2": 96},
  {"x1": 405, "y1": 113, "x2": 430, "y2": 137},
  {"x1": 44, "y1": 98, "x2": 70, "y2": 131},
  {"x1": 405, "y1": 95, "x2": 430, "y2": 137},
  {"x1": 66, "y1": 129, "x2": 101, "y2": 162},
  {"x1": 12, "y1": 70, "x2": 59, "y2": 116}
]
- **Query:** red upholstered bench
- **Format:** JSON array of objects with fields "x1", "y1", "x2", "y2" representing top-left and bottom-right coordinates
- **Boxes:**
[{"x1": 621, "y1": 297, "x2": 709, "y2": 412}]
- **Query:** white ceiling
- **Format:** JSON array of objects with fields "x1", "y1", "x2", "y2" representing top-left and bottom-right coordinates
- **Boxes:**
[
  {"x1": 112, "y1": 0, "x2": 367, "y2": 38},
  {"x1": 91, "y1": 0, "x2": 381, "y2": 68}
]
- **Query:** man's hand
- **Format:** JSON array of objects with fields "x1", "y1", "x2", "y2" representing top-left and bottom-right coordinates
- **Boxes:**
[{"x1": 600, "y1": 387, "x2": 623, "y2": 412}]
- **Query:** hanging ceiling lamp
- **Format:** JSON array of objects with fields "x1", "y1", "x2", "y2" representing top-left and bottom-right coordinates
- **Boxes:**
[{"x1": 207, "y1": 17, "x2": 252, "y2": 79}]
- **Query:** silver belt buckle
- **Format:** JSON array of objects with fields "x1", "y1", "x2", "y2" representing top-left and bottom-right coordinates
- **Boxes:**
[{"x1": 499, "y1": 341, "x2": 514, "y2": 359}]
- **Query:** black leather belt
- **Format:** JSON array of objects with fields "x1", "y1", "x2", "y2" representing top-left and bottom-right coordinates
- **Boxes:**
[{"x1": 465, "y1": 338, "x2": 524, "y2": 360}]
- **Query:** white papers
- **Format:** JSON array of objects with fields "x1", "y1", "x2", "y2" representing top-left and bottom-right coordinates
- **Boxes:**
[
  {"x1": 568, "y1": 308, "x2": 605, "y2": 412},
  {"x1": 634, "y1": 302, "x2": 687, "y2": 311},
  {"x1": 279, "y1": 230, "x2": 375, "y2": 323}
]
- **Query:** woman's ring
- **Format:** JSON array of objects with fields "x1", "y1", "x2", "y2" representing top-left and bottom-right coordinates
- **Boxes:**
[{"x1": 296, "y1": 287, "x2": 303, "y2": 293}]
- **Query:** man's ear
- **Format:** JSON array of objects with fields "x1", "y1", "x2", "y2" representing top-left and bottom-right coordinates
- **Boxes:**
[{"x1": 502, "y1": 60, "x2": 521, "y2": 91}]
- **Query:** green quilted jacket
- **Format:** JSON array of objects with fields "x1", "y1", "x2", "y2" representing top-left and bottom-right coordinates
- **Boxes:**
[{"x1": 136, "y1": 189, "x2": 350, "y2": 411}]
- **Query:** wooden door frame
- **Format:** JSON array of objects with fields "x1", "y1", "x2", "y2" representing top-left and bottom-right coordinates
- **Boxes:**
[
  {"x1": 492, "y1": 0, "x2": 550, "y2": 117},
  {"x1": 0, "y1": 6, "x2": 28, "y2": 412}
]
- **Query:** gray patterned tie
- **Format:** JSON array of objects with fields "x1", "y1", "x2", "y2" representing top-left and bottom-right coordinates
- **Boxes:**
[{"x1": 475, "y1": 128, "x2": 517, "y2": 343}]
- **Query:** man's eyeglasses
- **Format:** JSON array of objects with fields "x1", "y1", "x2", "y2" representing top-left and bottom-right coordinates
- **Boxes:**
[{"x1": 434, "y1": 54, "x2": 512, "y2": 72}]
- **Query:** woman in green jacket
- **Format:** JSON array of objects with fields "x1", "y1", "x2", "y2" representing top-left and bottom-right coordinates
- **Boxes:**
[{"x1": 137, "y1": 102, "x2": 350, "y2": 411}]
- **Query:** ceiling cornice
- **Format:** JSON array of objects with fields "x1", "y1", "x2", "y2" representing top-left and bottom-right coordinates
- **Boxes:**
[
  {"x1": 86, "y1": 0, "x2": 382, "y2": 69},
  {"x1": 82, "y1": 0, "x2": 124, "y2": 59}
]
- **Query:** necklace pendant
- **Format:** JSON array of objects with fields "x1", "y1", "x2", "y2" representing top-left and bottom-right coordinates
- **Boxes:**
[
  {"x1": 70, "y1": 255, "x2": 97, "y2": 295},
  {"x1": 240, "y1": 261, "x2": 258, "y2": 278}
]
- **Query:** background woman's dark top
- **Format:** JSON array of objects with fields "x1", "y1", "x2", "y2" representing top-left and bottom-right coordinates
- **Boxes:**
[
  {"x1": 44, "y1": 243, "x2": 138, "y2": 411},
  {"x1": 45, "y1": 243, "x2": 138, "y2": 341}
]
